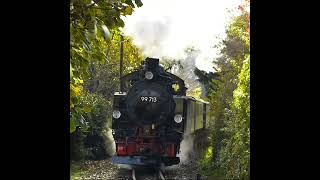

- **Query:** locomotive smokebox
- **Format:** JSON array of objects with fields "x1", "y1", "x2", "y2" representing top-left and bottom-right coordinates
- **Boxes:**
[
  {"x1": 125, "y1": 57, "x2": 175, "y2": 126},
  {"x1": 126, "y1": 81, "x2": 175, "y2": 126}
]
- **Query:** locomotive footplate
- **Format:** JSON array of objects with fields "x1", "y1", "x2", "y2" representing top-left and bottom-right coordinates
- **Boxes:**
[{"x1": 112, "y1": 155, "x2": 180, "y2": 166}]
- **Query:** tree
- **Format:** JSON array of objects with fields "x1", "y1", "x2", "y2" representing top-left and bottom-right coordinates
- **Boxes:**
[
  {"x1": 218, "y1": 4, "x2": 250, "y2": 178},
  {"x1": 197, "y1": 1, "x2": 250, "y2": 178},
  {"x1": 70, "y1": 0, "x2": 145, "y2": 160},
  {"x1": 194, "y1": 68, "x2": 220, "y2": 96},
  {"x1": 220, "y1": 56, "x2": 250, "y2": 179},
  {"x1": 84, "y1": 29, "x2": 144, "y2": 97},
  {"x1": 70, "y1": 0, "x2": 143, "y2": 133}
]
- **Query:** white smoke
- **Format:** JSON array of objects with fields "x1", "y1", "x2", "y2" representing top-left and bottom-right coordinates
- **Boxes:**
[
  {"x1": 177, "y1": 134, "x2": 194, "y2": 164},
  {"x1": 105, "y1": 128, "x2": 116, "y2": 156},
  {"x1": 124, "y1": 12, "x2": 204, "y2": 95},
  {"x1": 170, "y1": 49, "x2": 201, "y2": 94},
  {"x1": 122, "y1": 0, "x2": 242, "y2": 72},
  {"x1": 124, "y1": 16, "x2": 172, "y2": 58},
  {"x1": 161, "y1": 134, "x2": 194, "y2": 171}
]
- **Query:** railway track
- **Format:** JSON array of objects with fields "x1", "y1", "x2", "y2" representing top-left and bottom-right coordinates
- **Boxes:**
[
  {"x1": 115, "y1": 166, "x2": 167, "y2": 180},
  {"x1": 116, "y1": 166, "x2": 202, "y2": 180},
  {"x1": 131, "y1": 167, "x2": 165, "y2": 180}
]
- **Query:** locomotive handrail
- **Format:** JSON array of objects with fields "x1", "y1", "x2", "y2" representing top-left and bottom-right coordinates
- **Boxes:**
[{"x1": 173, "y1": 95, "x2": 209, "y2": 104}]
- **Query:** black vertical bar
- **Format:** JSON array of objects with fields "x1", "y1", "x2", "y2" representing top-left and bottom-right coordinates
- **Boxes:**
[
  {"x1": 120, "y1": 34, "x2": 124, "y2": 92},
  {"x1": 196, "y1": 173, "x2": 201, "y2": 180},
  {"x1": 203, "y1": 104, "x2": 206, "y2": 129}
]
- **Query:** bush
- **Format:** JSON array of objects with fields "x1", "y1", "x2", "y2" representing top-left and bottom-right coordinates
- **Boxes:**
[
  {"x1": 84, "y1": 129, "x2": 115, "y2": 160},
  {"x1": 70, "y1": 127, "x2": 89, "y2": 160},
  {"x1": 70, "y1": 92, "x2": 115, "y2": 161}
]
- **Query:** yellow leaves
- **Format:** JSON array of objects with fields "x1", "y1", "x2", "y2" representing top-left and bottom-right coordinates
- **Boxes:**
[
  {"x1": 187, "y1": 87, "x2": 202, "y2": 99},
  {"x1": 70, "y1": 83, "x2": 83, "y2": 97},
  {"x1": 205, "y1": 146, "x2": 213, "y2": 160},
  {"x1": 72, "y1": 47, "x2": 85, "y2": 58},
  {"x1": 200, "y1": 146, "x2": 213, "y2": 169},
  {"x1": 73, "y1": 77, "x2": 83, "y2": 84},
  {"x1": 83, "y1": 105, "x2": 92, "y2": 113},
  {"x1": 78, "y1": 23, "x2": 84, "y2": 29},
  {"x1": 234, "y1": 90, "x2": 245, "y2": 99},
  {"x1": 70, "y1": 116, "x2": 76, "y2": 133},
  {"x1": 122, "y1": 6, "x2": 134, "y2": 16},
  {"x1": 70, "y1": 78, "x2": 83, "y2": 107},
  {"x1": 72, "y1": 47, "x2": 82, "y2": 54}
]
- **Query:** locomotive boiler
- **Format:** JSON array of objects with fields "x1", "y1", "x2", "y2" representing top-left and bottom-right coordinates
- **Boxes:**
[{"x1": 111, "y1": 57, "x2": 210, "y2": 166}]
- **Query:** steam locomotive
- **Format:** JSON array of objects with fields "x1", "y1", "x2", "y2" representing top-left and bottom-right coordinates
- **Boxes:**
[{"x1": 111, "y1": 57, "x2": 210, "y2": 166}]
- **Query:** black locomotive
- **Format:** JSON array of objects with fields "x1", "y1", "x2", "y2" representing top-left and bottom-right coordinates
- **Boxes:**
[{"x1": 111, "y1": 57, "x2": 210, "y2": 166}]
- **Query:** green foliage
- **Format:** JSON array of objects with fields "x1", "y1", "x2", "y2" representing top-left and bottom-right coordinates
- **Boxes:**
[
  {"x1": 70, "y1": 91, "x2": 110, "y2": 160},
  {"x1": 135, "y1": 0, "x2": 143, "y2": 7},
  {"x1": 187, "y1": 87, "x2": 202, "y2": 99},
  {"x1": 80, "y1": 91, "x2": 111, "y2": 131},
  {"x1": 70, "y1": 28, "x2": 144, "y2": 159},
  {"x1": 70, "y1": 80, "x2": 89, "y2": 132},
  {"x1": 104, "y1": 29, "x2": 144, "y2": 75},
  {"x1": 70, "y1": 0, "x2": 144, "y2": 133},
  {"x1": 219, "y1": 57, "x2": 250, "y2": 179},
  {"x1": 70, "y1": 0, "x2": 144, "y2": 161},
  {"x1": 194, "y1": 68, "x2": 220, "y2": 96},
  {"x1": 70, "y1": 128, "x2": 89, "y2": 160},
  {"x1": 200, "y1": 146, "x2": 214, "y2": 174},
  {"x1": 196, "y1": 1, "x2": 250, "y2": 179}
]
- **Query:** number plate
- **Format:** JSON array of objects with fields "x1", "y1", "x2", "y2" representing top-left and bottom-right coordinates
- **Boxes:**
[{"x1": 140, "y1": 96, "x2": 158, "y2": 103}]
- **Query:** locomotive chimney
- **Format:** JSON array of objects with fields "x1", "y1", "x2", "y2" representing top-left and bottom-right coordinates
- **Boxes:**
[
  {"x1": 145, "y1": 57, "x2": 159, "y2": 69},
  {"x1": 120, "y1": 34, "x2": 124, "y2": 92}
]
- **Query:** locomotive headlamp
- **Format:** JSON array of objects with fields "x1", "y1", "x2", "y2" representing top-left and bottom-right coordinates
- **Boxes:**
[
  {"x1": 112, "y1": 110, "x2": 121, "y2": 119},
  {"x1": 174, "y1": 114, "x2": 183, "y2": 123},
  {"x1": 145, "y1": 71, "x2": 153, "y2": 80}
]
